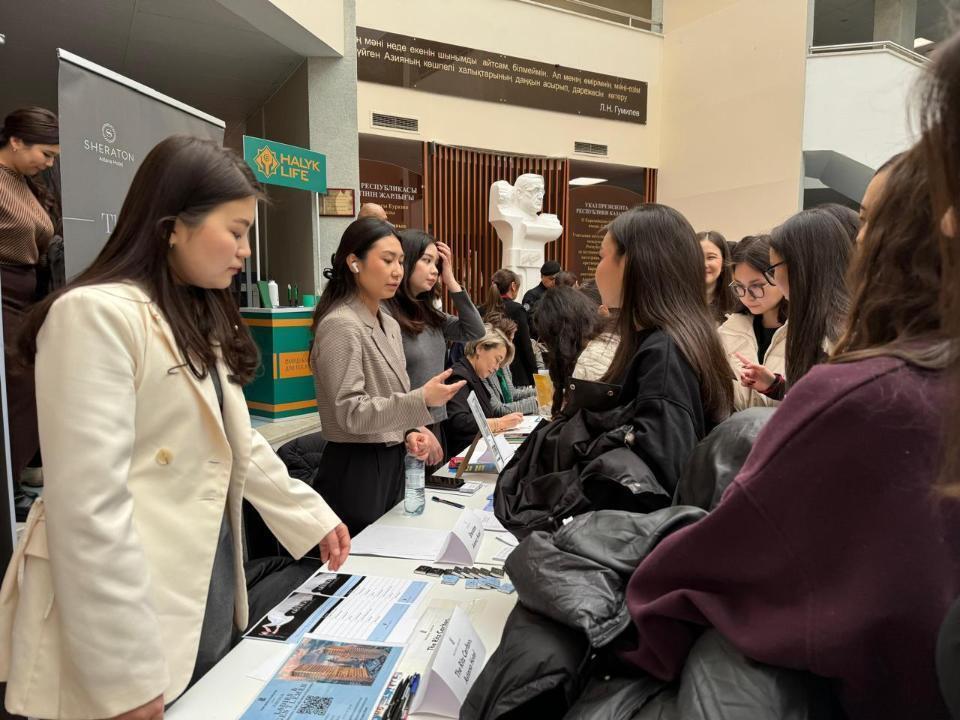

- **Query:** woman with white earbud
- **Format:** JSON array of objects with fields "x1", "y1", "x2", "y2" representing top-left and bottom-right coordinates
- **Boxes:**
[{"x1": 310, "y1": 218, "x2": 466, "y2": 535}]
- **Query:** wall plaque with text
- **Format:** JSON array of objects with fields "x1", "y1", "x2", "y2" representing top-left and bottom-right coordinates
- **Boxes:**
[
  {"x1": 357, "y1": 27, "x2": 647, "y2": 125},
  {"x1": 567, "y1": 184, "x2": 645, "y2": 280}
]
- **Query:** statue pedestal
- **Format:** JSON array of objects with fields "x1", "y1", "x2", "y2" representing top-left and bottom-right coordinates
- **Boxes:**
[{"x1": 492, "y1": 217, "x2": 562, "y2": 293}]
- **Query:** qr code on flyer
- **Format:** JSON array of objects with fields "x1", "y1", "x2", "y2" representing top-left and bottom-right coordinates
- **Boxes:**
[{"x1": 297, "y1": 695, "x2": 333, "y2": 716}]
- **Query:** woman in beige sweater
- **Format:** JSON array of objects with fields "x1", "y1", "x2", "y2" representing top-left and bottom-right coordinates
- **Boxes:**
[{"x1": 718, "y1": 235, "x2": 787, "y2": 410}]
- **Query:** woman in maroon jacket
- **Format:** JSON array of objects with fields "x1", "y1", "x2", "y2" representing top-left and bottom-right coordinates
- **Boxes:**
[{"x1": 620, "y1": 146, "x2": 960, "y2": 719}]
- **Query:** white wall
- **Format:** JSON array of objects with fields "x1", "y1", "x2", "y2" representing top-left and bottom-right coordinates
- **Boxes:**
[
  {"x1": 656, "y1": 0, "x2": 810, "y2": 242},
  {"x1": 803, "y1": 48, "x2": 923, "y2": 171},
  {"x1": 355, "y1": 0, "x2": 662, "y2": 167}
]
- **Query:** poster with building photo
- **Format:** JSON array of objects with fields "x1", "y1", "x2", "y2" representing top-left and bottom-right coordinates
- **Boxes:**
[{"x1": 241, "y1": 638, "x2": 402, "y2": 720}]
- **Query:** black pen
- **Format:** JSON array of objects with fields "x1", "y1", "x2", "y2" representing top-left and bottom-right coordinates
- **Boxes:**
[
  {"x1": 431, "y1": 495, "x2": 465, "y2": 509},
  {"x1": 384, "y1": 676, "x2": 407, "y2": 720},
  {"x1": 387, "y1": 676, "x2": 410, "y2": 720}
]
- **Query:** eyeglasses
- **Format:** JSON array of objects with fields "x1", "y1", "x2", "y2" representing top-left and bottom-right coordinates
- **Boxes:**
[
  {"x1": 762, "y1": 261, "x2": 786, "y2": 285},
  {"x1": 729, "y1": 281, "x2": 770, "y2": 300}
]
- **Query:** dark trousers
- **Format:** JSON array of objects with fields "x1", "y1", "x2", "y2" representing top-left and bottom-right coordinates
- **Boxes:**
[
  {"x1": 315, "y1": 440, "x2": 405, "y2": 536},
  {"x1": 1, "y1": 264, "x2": 39, "y2": 481}
]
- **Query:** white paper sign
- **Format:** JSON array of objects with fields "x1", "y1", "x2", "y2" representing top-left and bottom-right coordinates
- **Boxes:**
[
  {"x1": 436, "y1": 510, "x2": 484, "y2": 564},
  {"x1": 411, "y1": 606, "x2": 487, "y2": 717},
  {"x1": 349, "y1": 510, "x2": 483, "y2": 564}
]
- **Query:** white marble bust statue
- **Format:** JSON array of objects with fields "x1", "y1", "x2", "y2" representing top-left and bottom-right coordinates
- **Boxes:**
[{"x1": 489, "y1": 174, "x2": 563, "y2": 291}]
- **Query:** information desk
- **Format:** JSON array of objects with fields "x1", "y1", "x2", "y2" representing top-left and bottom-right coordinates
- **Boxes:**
[{"x1": 167, "y1": 463, "x2": 508, "y2": 719}]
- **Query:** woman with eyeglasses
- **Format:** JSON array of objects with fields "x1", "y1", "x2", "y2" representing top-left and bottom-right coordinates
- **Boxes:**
[
  {"x1": 718, "y1": 235, "x2": 787, "y2": 409},
  {"x1": 734, "y1": 208, "x2": 851, "y2": 401}
]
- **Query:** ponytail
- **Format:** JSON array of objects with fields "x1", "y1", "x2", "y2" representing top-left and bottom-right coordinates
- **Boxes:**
[{"x1": 485, "y1": 268, "x2": 521, "y2": 320}]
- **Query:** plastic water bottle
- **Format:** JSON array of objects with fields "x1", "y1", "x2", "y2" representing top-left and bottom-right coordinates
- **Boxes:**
[{"x1": 404, "y1": 453, "x2": 426, "y2": 516}]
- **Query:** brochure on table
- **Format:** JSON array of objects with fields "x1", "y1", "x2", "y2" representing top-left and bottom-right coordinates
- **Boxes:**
[
  {"x1": 240, "y1": 637, "x2": 402, "y2": 720},
  {"x1": 349, "y1": 509, "x2": 485, "y2": 564},
  {"x1": 246, "y1": 572, "x2": 428, "y2": 645}
]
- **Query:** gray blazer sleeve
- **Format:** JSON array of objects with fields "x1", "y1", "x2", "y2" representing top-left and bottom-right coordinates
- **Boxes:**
[
  {"x1": 442, "y1": 290, "x2": 486, "y2": 343},
  {"x1": 313, "y1": 315, "x2": 432, "y2": 436}
]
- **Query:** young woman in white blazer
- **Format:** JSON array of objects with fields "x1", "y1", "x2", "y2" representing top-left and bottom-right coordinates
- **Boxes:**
[{"x1": 0, "y1": 136, "x2": 349, "y2": 720}]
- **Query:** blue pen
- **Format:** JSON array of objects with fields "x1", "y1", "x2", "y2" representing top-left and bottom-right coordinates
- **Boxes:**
[{"x1": 402, "y1": 674, "x2": 421, "y2": 719}]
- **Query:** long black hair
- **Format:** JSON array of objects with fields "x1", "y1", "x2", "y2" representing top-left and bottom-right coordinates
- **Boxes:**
[
  {"x1": 20, "y1": 135, "x2": 262, "y2": 383},
  {"x1": 770, "y1": 208, "x2": 852, "y2": 386},
  {"x1": 386, "y1": 228, "x2": 446, "y2": 336},
  {"x1": 535, "y1": 286, "x2": 602, "y2": 414},
  {"x1": 603, "y1": 205, "x2": 734, "y2": 421},
  {"x1": 312, "y1": 217, "x2": 401, "y2": 332},
  {"x1": 697, "y1": 230, "x2": 736, "y2": 323}
]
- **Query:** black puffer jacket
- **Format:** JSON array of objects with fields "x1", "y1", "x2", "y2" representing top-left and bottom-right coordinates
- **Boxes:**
[
  {"x1": 675, "y1": 406, "x2": 776, "y2": 509},
  {"x1": 494, "y1": 330, "x2": 708, "y2": 540},
  {"x1": 276, "y1": 431, "x2": 328, "y2": 487},
  {"x1": 461, "y1": 509, "x2": 841, "y2": 720}
]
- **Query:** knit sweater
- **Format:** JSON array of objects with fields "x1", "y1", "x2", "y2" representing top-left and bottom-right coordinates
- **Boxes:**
[
  {"x1": 399, "y1": 290, "x2": 484, "y2": 423},
  {"x1": 621, "y1": 356, "x2": 960, "y2": 720},
  {"x1": 0, "y1": 164, "x2": 53, "y2": 265}
]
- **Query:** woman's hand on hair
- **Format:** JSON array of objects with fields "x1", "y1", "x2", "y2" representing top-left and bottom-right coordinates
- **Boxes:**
[
  {"x1": 436, "y1": 242, "x2": 462, "y2": 293},
  {"x1": 734, "y1": 352, "x2": 775, "y2": 392},
  {"x1": 320, "y1": 523, "x2": 351, "y2": 571},
  {"x1": 423, "y1": 369, "x2": 466, "y2": 407},
  {"x1": 107, "y1": 695, "x2": 164, "y2": 720}
]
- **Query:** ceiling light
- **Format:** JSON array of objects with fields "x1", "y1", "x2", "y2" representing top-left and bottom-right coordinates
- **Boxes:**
[
  {"x1": 914, "y1": 37, "x2": 934, "y2": 49},
  {"x1": 568, "y1": 177, "x2": 607, "y2": 186}
]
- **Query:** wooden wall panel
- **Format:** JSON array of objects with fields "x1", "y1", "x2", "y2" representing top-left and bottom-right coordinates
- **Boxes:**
[{"x1": 425, "y1": 143, "x2": 569, "y2": 309}]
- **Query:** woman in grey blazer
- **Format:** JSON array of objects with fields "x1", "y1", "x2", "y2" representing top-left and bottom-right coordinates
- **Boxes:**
[
  {"x1": 386, "y1": 229, "x2": 485, "y2": 460},
  {"x1": 310, "y1": 218, "x2": 464, "y2": 534}
]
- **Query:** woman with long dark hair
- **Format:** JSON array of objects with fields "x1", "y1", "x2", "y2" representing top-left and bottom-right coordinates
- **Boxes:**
[
  {"x1": 483, "y1": 268, "x2": 537, "y2": 387},
  {"x1": 718, "y1": 234, "x2": 787, "y2": 409},
  {"x1": 0, "y1": 107, "x2": 59, "y2": 499},
  {"x1": 697, "y1": 230, "x2": 737, "y2": 324},
  {"x1": 310, "y1": 218, "x2": 464, "y2": 534},
  {"x1": 621, "y1": 143, "x2": 960, "y2": 720},
  {"x1": 0, "y1": 136, "x2": 350, "y2": 720},
  {"x1": 532, "y1": 285, "x2": 603, "y2": 414},
  {"x1": 596, "y1": 205, "x2": 734, "y2": 427},
  {"x1": 735, "y1": 208, "x2": 852, "y2": 400},
  {"x1": 914, "y1": 28, "x2": 960, "y2": 720},
  {"x1": 386, "y1": 229, "x2": 484, "y2": 459}
]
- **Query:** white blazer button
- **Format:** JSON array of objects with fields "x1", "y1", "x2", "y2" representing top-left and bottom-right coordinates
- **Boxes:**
[{"x1": 155, "y1": 448, "x2": 174, "y2": 465}]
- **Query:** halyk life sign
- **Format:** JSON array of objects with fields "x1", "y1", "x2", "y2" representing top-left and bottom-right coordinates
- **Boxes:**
[{"x1": 242, "y1": 135, "x2": 327, "y2": 193}]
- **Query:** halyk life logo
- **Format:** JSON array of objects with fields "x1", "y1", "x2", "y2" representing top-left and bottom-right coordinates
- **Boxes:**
[
  {"x1": 255, "y1": 145, "x2": 280, "y2": 178},
  {"x1": 83, "y1": 119, "x2": 133, "y2": 168}
]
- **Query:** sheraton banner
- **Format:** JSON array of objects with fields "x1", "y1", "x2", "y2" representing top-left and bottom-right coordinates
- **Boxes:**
[{"x1": 57, "y1": 49, "x2": 225, "y2": 278}]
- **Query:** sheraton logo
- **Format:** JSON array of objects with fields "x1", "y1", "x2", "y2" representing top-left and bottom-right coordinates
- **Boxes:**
[{"x1": 83, "y1": 120, "x2": 134, "y2": 168}]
